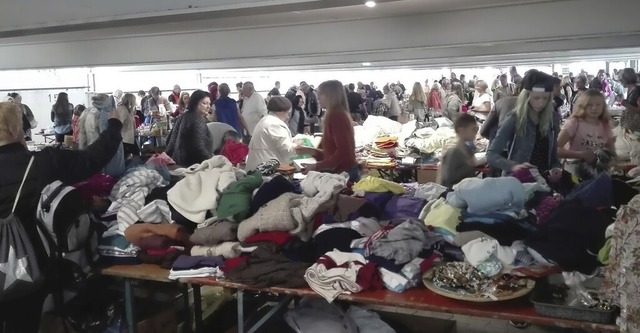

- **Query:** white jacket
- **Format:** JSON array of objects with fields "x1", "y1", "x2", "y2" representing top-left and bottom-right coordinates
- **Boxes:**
[
  {"x1": 242, "y1": 92, "x2": 268, "y2": 135},
  {"x1": 245, "y1": 115, "x2": 296, "y2": 171}
]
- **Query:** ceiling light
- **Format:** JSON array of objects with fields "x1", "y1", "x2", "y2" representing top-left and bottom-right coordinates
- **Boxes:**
[
  {"x1": 365, "y1": 1, "x2": 376, "y2": 8},
  {"x1": 362, "y1": 62, "x2": 372, "y2": 67}
]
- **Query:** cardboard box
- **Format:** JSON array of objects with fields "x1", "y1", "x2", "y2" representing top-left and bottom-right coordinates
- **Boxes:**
[
  {"x1": 126, "y1": 307, "x2": 176, "y2": 333},
  {"x1": 418, "y1": 168, "x2": 438, "y2": 184}
]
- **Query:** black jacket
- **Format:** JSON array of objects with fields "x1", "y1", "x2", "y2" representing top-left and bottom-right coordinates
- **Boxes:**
[
  {"x1": 0, "y1": 119, "x2": 123, "y2": 272},
  {"x1": 165, "y1": 110, "x2": 213, "y2": 167}
]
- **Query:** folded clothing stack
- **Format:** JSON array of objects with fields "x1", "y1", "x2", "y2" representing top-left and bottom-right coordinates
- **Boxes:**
[
  {"x1": 374, "y1": 136, "x2": 398, "y2": 149},
  {"x1": 136, "y1": 235, "x2": 186, "y2": 269},
  {"x1": 168, "y1": 255, "x2": 225, "y2": 280},
  {"x1": 304, "y1": 250, "x2": 382, "y2": 303}
]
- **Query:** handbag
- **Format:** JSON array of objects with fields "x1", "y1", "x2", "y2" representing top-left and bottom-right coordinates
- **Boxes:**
[{"x1": 0, "y1": 156, "x2": 49, "y2": 301}]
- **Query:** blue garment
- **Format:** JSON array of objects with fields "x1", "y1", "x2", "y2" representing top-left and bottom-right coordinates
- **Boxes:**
[
  {"x1": 446, "y1": 177, "x2": 526, "y2": 214},
  {"x1": 487, "y1": 112, "x2": 561, "y2": 175},
  {"x1": 214, "y1": 96, "x2": 242, "y2": 136},
  {"x1": 566, "y1": 173, "x2": 613, "y2": 209},
  {"x1": 52, "y1": 102, "x2": 73, "y2": 134},
  {"x1": 460, "y1": 210, "x2": 520, "y2": 224}
]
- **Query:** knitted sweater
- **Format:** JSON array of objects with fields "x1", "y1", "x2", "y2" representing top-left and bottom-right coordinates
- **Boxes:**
[
  {"x1": 167, "y1": 156, "x2": 239, "y2": 223},
  {"x1": 238, "y1": 171, "x2": 349, "y2": 241},
  {"x1": 216, "y1": 171, "x2": 264, "y2": 222}
]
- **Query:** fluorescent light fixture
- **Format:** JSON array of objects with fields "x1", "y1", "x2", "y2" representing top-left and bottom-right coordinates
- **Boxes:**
[
  {"x1": 365, "y1": 1, "x2": 376, "y2": 8},
  {"x1": 362, "y1": 62, "x2": 372, "y2": 67}
]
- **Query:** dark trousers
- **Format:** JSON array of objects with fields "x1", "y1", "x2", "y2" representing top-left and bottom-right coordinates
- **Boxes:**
[
  {"x1": 0, "y1": 290, "x2": 46, "y2": 333},
  {"x1": 54, "y1": 131, "x2": 72, "y2": 143}
]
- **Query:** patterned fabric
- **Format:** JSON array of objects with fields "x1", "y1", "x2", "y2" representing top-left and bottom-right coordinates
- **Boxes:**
[
  {"x1": 601, "y1": 194, "x2": 640, "y2": 333},
  {"x1": 253, "y1": 159, "x2": 280, "y2": 176},
  {"x1": 105, "y1": 168, "x2": 168, "y2": 234},
  {"x1": 371, "y1": 100, "x2": 388, "y2": 117},
  {"x1": 621, "y1": 85, "x2": 640, "y2": 133}
]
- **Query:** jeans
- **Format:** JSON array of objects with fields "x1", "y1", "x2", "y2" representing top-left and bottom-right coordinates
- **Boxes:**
[
  {"x1": 54, "y1": 130, "x2": 72, "y2": 143},
  {"x1": 347, "y1": 166, "x2": 361, "y2": 183},
  {"x1": 103, "y1": 142, "x2": 125, "y2": 178}
]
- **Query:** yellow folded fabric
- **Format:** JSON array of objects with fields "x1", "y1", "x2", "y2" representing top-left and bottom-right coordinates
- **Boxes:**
[
  {"x1": 424, "y1": 198, "x2": 461, "y2": 235},
  {"x1": 352, "y1": 176, "x2": 405, "y2": 194}
]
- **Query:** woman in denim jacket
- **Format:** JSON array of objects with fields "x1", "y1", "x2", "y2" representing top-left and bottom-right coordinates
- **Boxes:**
[{"x1": 487, "y1": 70, "x2": 563, "y2": 183}]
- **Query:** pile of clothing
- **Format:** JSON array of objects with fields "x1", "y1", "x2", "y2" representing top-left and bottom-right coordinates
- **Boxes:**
[
  {"x1": 75, "y1": 144, "x2": 640, "y2": 316},
  {"x1": 284, "y1": 298, "x2": 395, "y2": 333}
]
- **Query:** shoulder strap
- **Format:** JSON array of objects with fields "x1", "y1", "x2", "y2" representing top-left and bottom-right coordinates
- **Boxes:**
[
  {"x1": 569, "y1": 119, "x2": 580, "y2": 148},
  {"x1": 12, "y1": 156, "x2": 35, "y2": 213}
]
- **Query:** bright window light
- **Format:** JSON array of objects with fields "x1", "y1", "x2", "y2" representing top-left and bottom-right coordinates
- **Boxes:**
[
  {"x1": 365, "y1": 1, "x2": 376, "y2": 8},
  {"x1": 362, "y1": 62, "x2": 372, "y2": 67}
]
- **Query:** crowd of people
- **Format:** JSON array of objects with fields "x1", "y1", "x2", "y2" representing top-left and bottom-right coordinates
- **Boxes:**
[{"x1": 1, "y1": 64, "x2": 640, "y2": 332}]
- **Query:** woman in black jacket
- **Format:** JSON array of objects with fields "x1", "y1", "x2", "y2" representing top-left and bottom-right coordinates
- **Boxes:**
[
  {"x1": 0, "y1": 102, "x2": 123, "y2": 333},
  {"x1": 165, "y1": 90, "x2": 213, "y2": 166},
  {"x1": 288, "y1": 95, "x2": 307, "y2": 136}
]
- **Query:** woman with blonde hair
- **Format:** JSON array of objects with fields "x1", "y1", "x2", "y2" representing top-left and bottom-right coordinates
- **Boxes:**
[
  {"x1": 117, "y1": 93, "x2": 138, "y2": 156},
  {"x1": 470, "y1": 80, "x2": 492, "y2": 116},
  {"x1": 408, "y1": 82, "x2": 427, "y2": 122},
  {"x1": 487, "y1": 70, "x2": 562, "y2": 180},
  {"x1": 171, "y1": 92, "x2": 190, "y2": 118},
  {"x1": 444, "y1": 82, "x2": 464, "y2": 120},
  {"x1": 296, "y1": 80, "x2": 358, "y2": 182},
  {"x1": 557, "y1": 89, "x2": 614, "y2": 179}
]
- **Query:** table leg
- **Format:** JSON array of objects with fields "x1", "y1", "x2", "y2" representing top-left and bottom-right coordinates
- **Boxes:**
[
  {"x1": 124, "y1": 279, "x2": 137, "y2": 333},
  {"x1": 246, "y1": 296, "x2": 294, "y2": 333},
  {"x1": 182, "y1": 284, "x2": 192, "y2": 333},
  {"x1": 237, "y1": 289, "x2": 244, "y2": 333},
  {"x1": 192, "y1": 284, "x2": 203, "y2": 333}
]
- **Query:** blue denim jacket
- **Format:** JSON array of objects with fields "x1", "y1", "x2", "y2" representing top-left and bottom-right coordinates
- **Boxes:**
[{"x1": 487, "y1": 112, "x2": 561, "y2": 173}]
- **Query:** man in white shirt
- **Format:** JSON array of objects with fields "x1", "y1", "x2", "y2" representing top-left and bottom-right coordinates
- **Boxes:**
[
  {"x1": 241, "y1": 81, "x2": 268, "y2": 136},
  {"x1": 245, "y1": 97, "x2": 297, "y2": 171}
]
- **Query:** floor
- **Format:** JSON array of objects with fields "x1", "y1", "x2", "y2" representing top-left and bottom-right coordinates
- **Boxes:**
[{"x1": 365, "y1": 304, "x2": 568, "y2": 333}]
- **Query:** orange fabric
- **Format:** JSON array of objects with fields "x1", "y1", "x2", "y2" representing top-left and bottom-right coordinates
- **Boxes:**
[{"x1": 125, "y1": 223, "x2": 192, "y2": 246}]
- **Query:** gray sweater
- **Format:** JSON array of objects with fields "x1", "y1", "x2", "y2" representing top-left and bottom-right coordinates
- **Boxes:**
[{"x1": 440, "y1": 143, "x2": 476, "y2": 188}]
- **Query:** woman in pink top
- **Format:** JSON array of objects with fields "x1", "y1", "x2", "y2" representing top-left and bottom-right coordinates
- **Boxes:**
[{"x1": 557, "y1": 90, "x2": 614, "y2": 178}]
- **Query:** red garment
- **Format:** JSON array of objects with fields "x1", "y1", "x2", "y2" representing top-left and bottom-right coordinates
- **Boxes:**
[
  {"x1": 171, "y1": 92, "x2": 180, "y2": 104},
  {"x1": 419, "y1": 253, "x2": 440, "y2": 273},
  {"x1": 356, "y1": 262, "x2": 383, "y2": 291},
  {"x1": 244, "y1": 232, "x2": 293, "y2": 247},
  {"x1": 314, "y1": 110, "x2": 357, "y2": 172},
  {"x1": 146, "y1": 247, "x2": 181, "y2": 256},
  {"x1": 220, "y1": 140, "x2": 249, "y2": 165},
  {"x1": 222, "y1": 256, "x2": 249, "y2": 274},
  {"x1": 428, "y1": 90, "x2": 442, "y2": 111},
  {"x1": 73, "y1": 173, "x2": 117, "y2": 205}
]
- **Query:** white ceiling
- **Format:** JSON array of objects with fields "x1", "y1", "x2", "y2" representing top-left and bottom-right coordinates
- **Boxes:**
[
  {"x1": 0, "y1": 0, "x2": 302, "y2": 31},
  {"x1": 0, "y1": 0, "x2": 638, "y2": 71},
  {"x1": 0, "y1": 0, "x2": 557, "y2": 38}
]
